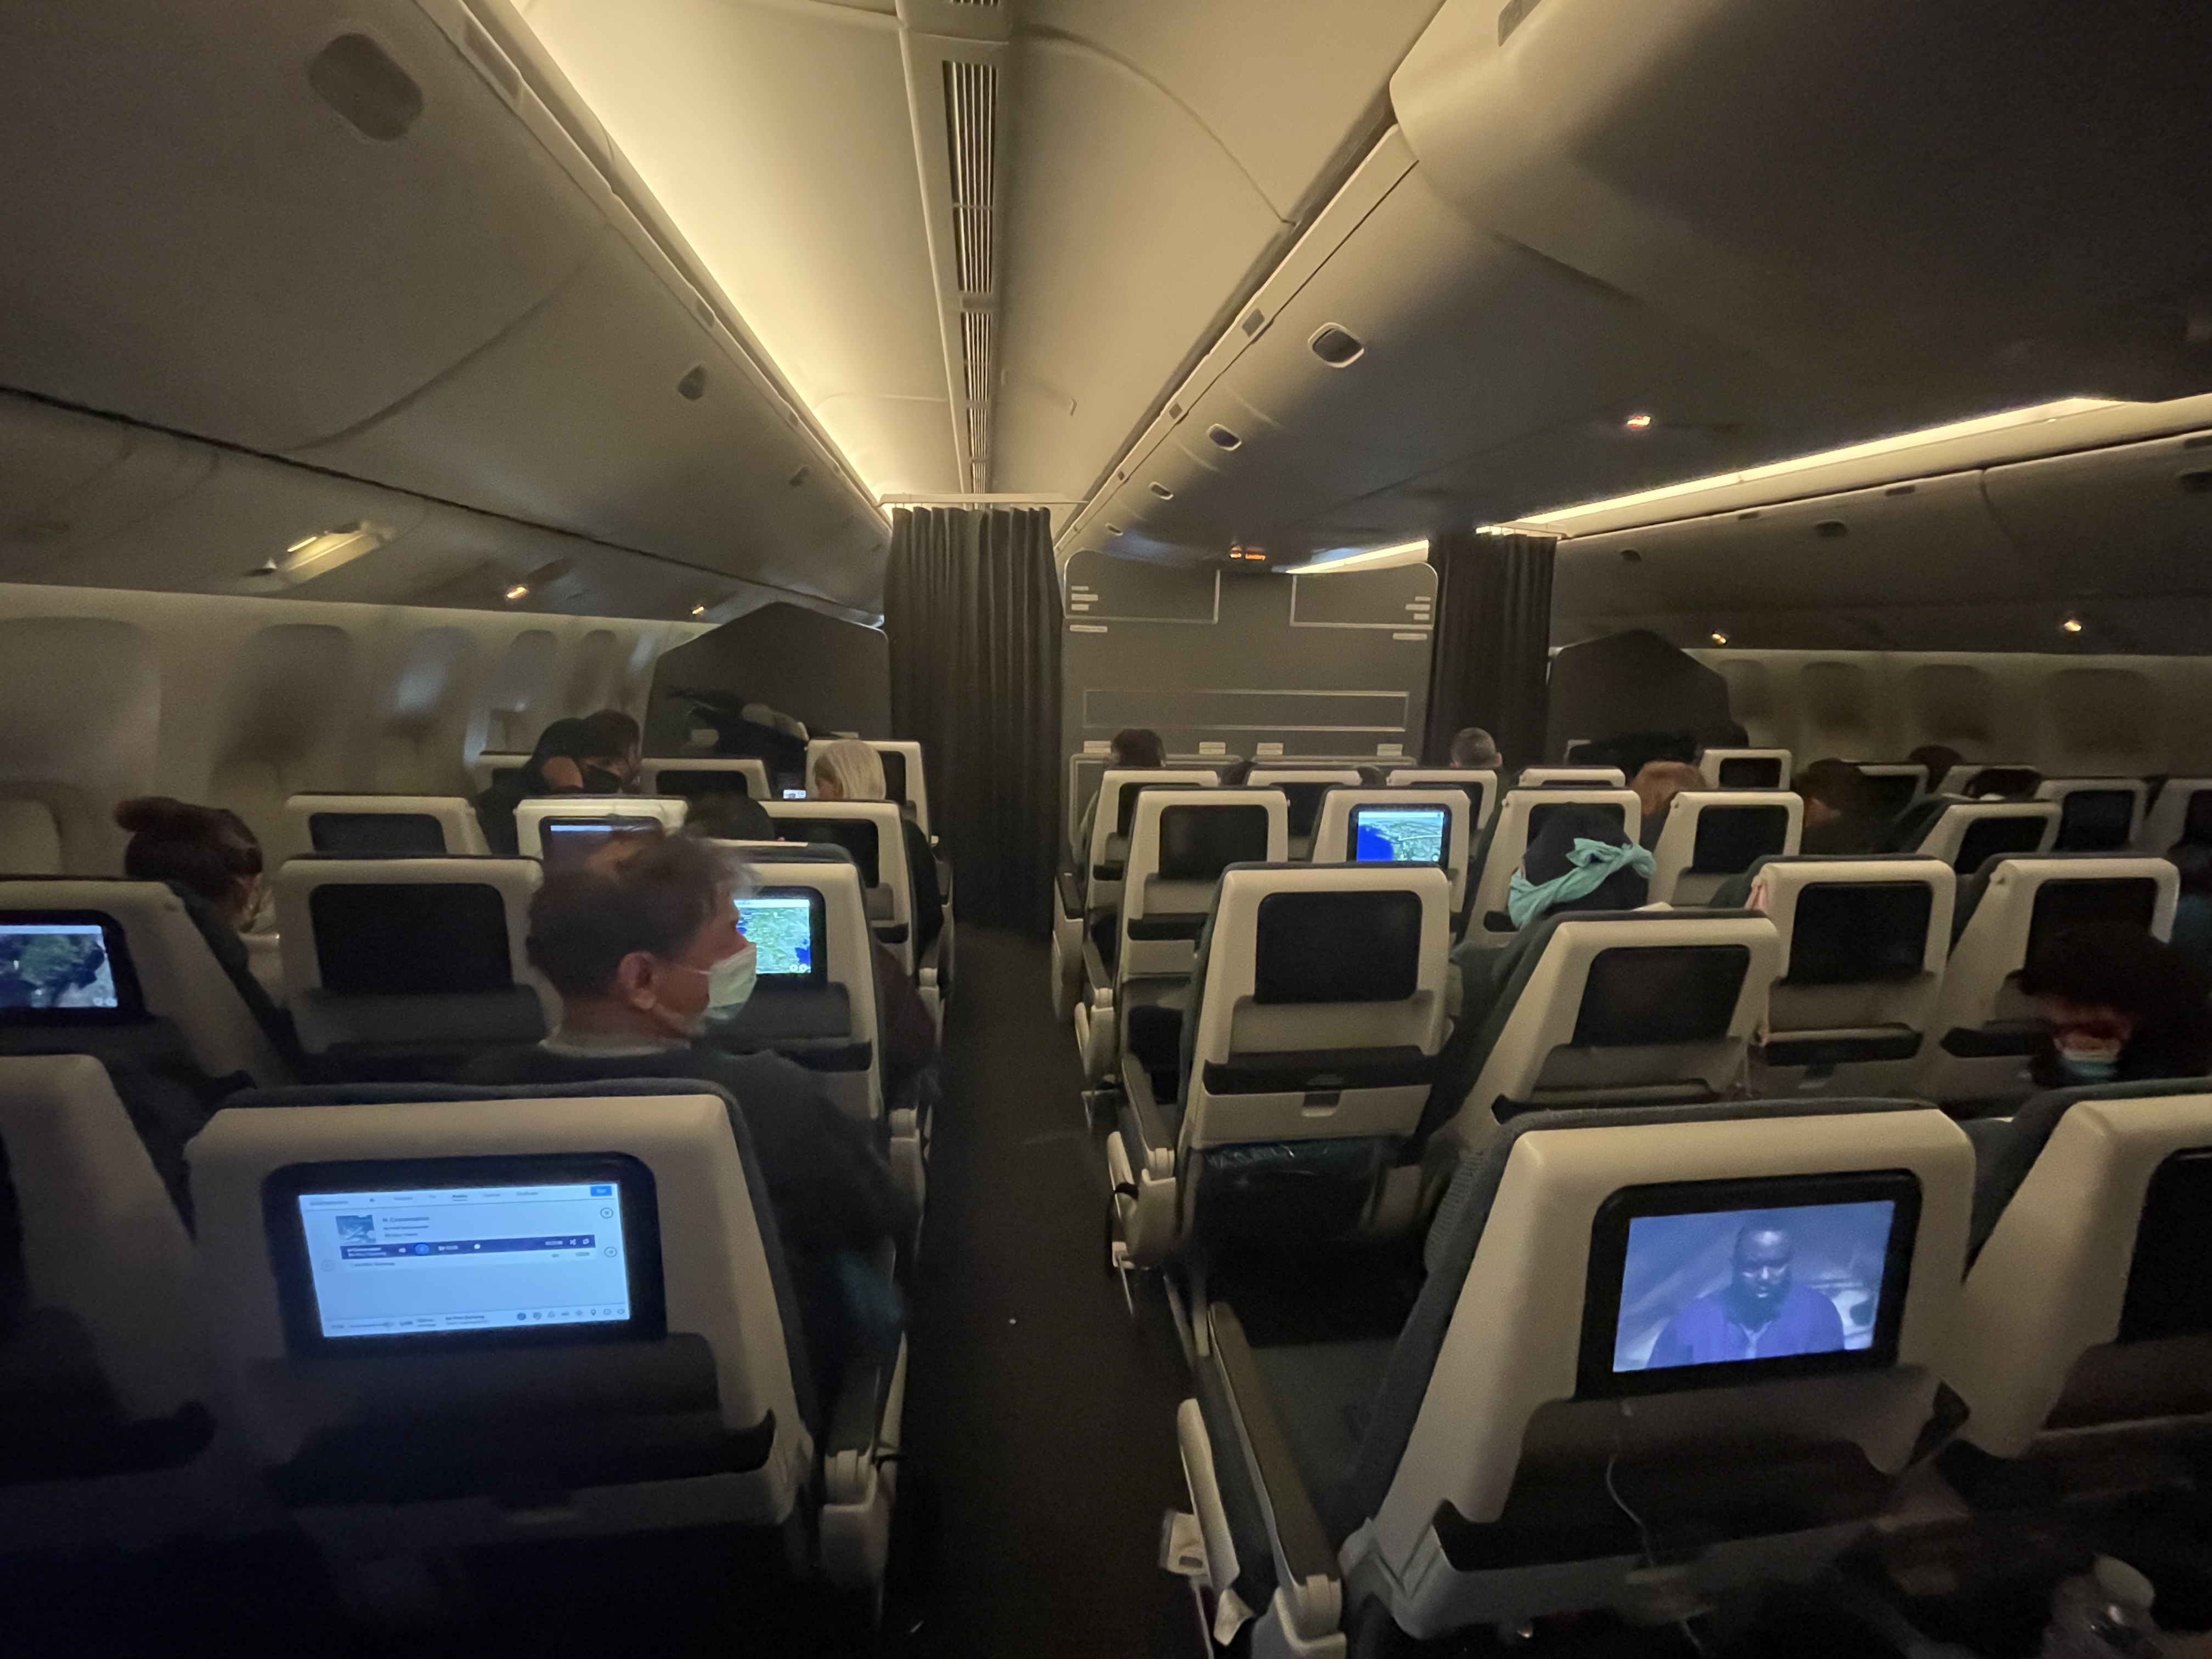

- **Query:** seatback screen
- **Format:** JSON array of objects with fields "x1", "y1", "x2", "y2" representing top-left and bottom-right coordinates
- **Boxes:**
[
  {"x1": 1784, "y1": 882, "x2": 1934, "y2": 985},
  {"x1": 654, "y1": 768, "x2": 754, "y2": 801},
  {"x1": 2119, "y1": 1147, "x2": 2212, "y2": 1342},
  {"x1": 1571, "y1": 944, "x2": 1749, "y2": 1048},
  {"x1": 785, "y1": 817, "x2": 879, "y2": 889},
  {"x1": 2027, "y1": 877, "x2": 2159, "y2": 961},
  {"x1": 1857, "y1": 772, "x2": 1922, "y2": 823},
  {"x1": 539, "y1": 817, "x2": 664, "y2": 873},
  {"x1": 1158, "y1": 804, "x2": 1269, "y2": 881},
  {"x1": 1526, "y1": 800, "x2": 1626, "y2": 844},
  {"x1": 736, "y1": 887, "x2": 824, "y2": 984},
  {"x1": 1578, "y1": 1170, "x2": 1920, "y2": 1397},
  {"x1": 1716, "y1": 757, "x2": 1782, "y2": 789},
  {"x1": 1351, "y1": 805, "x2": 1447, "y2": 866},
  {"x1": 309, "y1": 811, "x2": 448, "y2": 856},
  {"x1": 309, "y1": 883, "x2": 514, "y2": 995},
  {"x1": 268, "y1": 1154, "x2": 665, "y2": 1353},
  {"x1": 1953, "y1": 814, "x2": 2048, "y2": 874},
  {"x1": 1690, "y1": 805, "x2": 1791, "y2": 874},
  {"x1": 0, "y1": 917, "x2": 129, "y2": 1016},
  {"x1": 1254, "y1": 889, "x2": 1421, "y2": 1004},
  {"x1": 2054, "y1": 789, "x2": 2136, "y2": 852}
]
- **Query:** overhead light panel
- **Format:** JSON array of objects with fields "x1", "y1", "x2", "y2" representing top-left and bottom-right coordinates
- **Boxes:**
[
  {"x1": 505, "y1": 584, "x2": 529, "y2": 602},
  {"x1": 1623, "y1": 413, "x2": 1654, "y2": 430},
  {"x1": 246, "y1": 521, "x2": 391, "y2": 588},
  {"x1": 1279, "y1": 538, "x2": 1430, "y2": 577},
  {"x1": 2062, "y1": 616, "x2": 2084, "y2": 634}
]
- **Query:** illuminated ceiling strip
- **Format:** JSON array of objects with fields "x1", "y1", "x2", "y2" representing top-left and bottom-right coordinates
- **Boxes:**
[
  {"x1": 1510, "y1": 398, "x2": 2121, "y2": 531},
  {"x1": 1278, "y1": 538, "x2": 1430, "y2": 576}
]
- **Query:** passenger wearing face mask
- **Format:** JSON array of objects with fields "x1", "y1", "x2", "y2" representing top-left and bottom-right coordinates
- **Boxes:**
[
  {"x1": 2018, "y1": 920, "x2": 2212, "y2": 1091},
  {"x1": 460, "y1": 835, "x2": 910, "y2": 1387}
]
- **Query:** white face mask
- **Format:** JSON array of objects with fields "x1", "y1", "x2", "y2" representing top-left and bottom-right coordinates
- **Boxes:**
[{"x1": 706, "y1": 949, "x2": 757, "y2": 1017}]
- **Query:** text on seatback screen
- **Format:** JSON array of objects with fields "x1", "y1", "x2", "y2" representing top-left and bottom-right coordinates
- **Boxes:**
[{"x1": 295, "y1": 1180, "x2": 633, "y2": 1338}]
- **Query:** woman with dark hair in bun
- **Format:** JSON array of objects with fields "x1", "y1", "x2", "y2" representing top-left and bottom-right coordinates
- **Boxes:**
[{"x1": 115, "y1": 796, "x2": 265, "y2": 931}]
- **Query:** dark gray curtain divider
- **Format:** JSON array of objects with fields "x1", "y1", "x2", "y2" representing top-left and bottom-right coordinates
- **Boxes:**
[
  {"x1": 1422, "y1": 529, "x2": 1557, "y2": 768},
  {"x1": 883, "y1": 507, "x2": 1062, "y2": 938}
]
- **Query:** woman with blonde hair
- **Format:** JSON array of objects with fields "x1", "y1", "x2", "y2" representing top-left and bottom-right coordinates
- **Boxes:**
[{"x1": 812, "y1": 739, "x2": 944, "y2": 961}]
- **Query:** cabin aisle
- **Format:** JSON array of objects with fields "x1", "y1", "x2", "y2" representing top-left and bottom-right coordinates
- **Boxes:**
[{"x1": 888, "y1": 928, "x2": 1203, "y2": 1658}]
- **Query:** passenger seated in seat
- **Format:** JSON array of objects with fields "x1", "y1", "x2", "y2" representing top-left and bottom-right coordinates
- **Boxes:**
[
  {"x1": 117, "y1": 796, "x2": 265, "y2": 930},
  {"x1": 1795, "y1": 759, "x2": 1883, "y2": 854},
  {"x1": 1630, "y1": 760, "x2": 1705, "y2": 849},
  {"x1": 473, "y1": 716, "x2": 597, "y2": 854},
  {"x1": 460, "y1": 836, "x2": 912, "y2": 1386},
  {"x1": 1073, "y1": 726, "x2": 1166, "y2": 893},
  {"x1": 2168, "y1": 842, "x2": 2212, "y2": 977},
  {"x1": 558, "y1": 708, "x2": 643, "y2": 793},
  {"x1": 1909, "y1": 743, "x2": 1963, "y2": 794},
  {"x1": 2017, "y1": 920, "x2": 2212, "y2": 1089},
  {"x1": 812, "y1": 738, "x2": 943, "y2": 962},
  {"x1": 1506, "y1": 805, "x2": 1655, "y2": 930},
  {"x1": 682, "y1": 799, "x2": 938, "y2": 1105},
  {"x1": 1449, "y1": 726, "x2": 1500, "y2": 769}
]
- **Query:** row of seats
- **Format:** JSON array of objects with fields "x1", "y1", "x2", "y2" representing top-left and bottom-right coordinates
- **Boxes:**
[
  {"x1": 1176, "y1": 1082, "x2": 2212, "y2": 1648},
  {"x1": 471, "y1": 740, "x2": 934, "y2": 836},
  {"x1": 0, "y1": 1058, "x2": 899, "y2": 1617}
]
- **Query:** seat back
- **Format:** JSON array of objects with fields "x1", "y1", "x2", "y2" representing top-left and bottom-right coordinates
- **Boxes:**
[
  {"x1": 1118, "y1": 791, "x2": 1287, "y2": 986},
  {"x1": 1184, "y1": 864, "x2": 1450, "y2": 1152},
  {"x1": 0, "y1": 1054, "x2": 207, "y2": 1485},
  {"x1": 2034, "y1": 778, "x2": 2148, "y2": 852},
  {"x1": 1384, "y1": 768, "x2": 1498, "y2": 830},
  {"x1": 1345, "y1": 1099, "x2": 1972, "y2": 1629},
  {"x1": 187, "y1": 1087, "x2": 809, "y2": 1529},
  {"x1": 1852, "y1": 763, "x2": 1929, "y2": 826},
  {"x1": 283, "y1": 795, "x2": 488, "y2": 860},
  {"x1": 1951, "y1": 1087, "x2": 2212, "y2": 1457},
  {"x1": 1743, "y1": 856, "x2": 1955, "y2": 1095},
  {"x1": 1311, "y1": 788, "x2": 1473, "y2": 917},
  {"x1": 701, "y1": 845, "x2": 881, "y2": 1124},
  {"x1": 512, "y1": 795, "x2": 689, "y2": 862},
  {"x1": 805, "y1": 739, "x2": 929, "y2": 836},
  {"x1": 1518, "y1": 766, "x2": 1628, "y2": 789},
  {"x1": 1646, "y1": 791, "x2": 1803, "y2": 905},
  {"x1": 1085, "y1": 769, "x2": 1222, "y2": 912},
  {"x1": 2140, "y1": 776, "x2": 2212, "y2": 854},
  {"x1": 0, "y1": 878, "x2": 291, "y2": 1086},
  {"x1": 761, "y1": 800, "x2": 917, "y2": 970},
  {"x1": 1245, "y1": 769, "x2": 1364, "y2": 857},
  {"x1": 1465, "y1": 789, "x2": 1644, "y2": 945},
  {"x1": 1920, "y1": 854, "x2": 2177, "y2": 1103},
  {"x1": 274, "y1": 858, "x2": 550, "y2": 1066},
  {"x1": 1436, "y1": 911, "x2": 1780, "y2": 1156},
  {"x1": 1937, "y1": 763, "x2": 2042, "y2": 800},
  {"x1": 1697, "y1": 749, "x2": 1792, "y2": 791},
  {"x1": 642, "y1": 758, "x2": 774, "y2": 808},
  {"x1": 1909, "y1": 799, "x2": 2058, "y2": 874}
]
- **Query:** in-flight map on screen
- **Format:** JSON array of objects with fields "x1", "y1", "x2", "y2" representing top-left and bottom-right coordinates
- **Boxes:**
[{"x1": 737, "y1": 896, "x2": 814, "y2": 977}]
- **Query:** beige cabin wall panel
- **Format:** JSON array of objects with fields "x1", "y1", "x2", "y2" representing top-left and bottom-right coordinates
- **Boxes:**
[
  {"x1": 1688, "y1": 648, "x2": 2212, "y2": 776},
  {"x1": 0, "y1": 584, "x2": 702, "y2": 872}
]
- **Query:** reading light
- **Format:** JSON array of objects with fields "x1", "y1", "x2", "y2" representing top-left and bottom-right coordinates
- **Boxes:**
[
  {"x1": 2062, "y1": 616, "x2": 2084, "y2": 634},
  {"x1": 1710, "y1": 630, "x2": 1730, "y2": 646},
  {"x1": 1624, "y1": 413, "x2": 1654, "y2": 430},
  {"x1": 505, "y1": 584, "x2": 529, "y2": 602},
  {"x1": 690, "y1": 604, "x2": 707, "y2": 617}
]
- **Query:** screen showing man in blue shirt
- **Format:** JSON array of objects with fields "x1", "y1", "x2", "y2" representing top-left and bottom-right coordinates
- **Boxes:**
[
  {"x1": 1613, "y1": 1194, "x2": 1901, "y2": 1374},
  {"x1": 1643, "y1": 1219, "x2": 1845, "y2": 1367}
]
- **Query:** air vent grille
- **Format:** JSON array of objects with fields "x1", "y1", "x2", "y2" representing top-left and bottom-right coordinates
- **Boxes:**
[
  {"x1": 961, "y1": 309, "x2": 995, "y2": 470},
  {"x1": 943, "y1": 60, "x2": 997, "y2": 298}
]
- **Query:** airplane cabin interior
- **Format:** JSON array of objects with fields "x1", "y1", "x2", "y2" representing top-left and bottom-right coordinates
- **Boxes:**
[{"x1": 2, "y1": 2, "x2": 2211, "y2": 1656}]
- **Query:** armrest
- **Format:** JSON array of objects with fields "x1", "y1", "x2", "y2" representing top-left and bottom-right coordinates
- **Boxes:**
[
  {"x1": 1081, "y1": 931, "x2": 1112, "y2": 996},
  {"x1": 827, "y1": 1355, "x2": 888, "y2": 1459},
  {"x1": 1118, "y1": 1056, "x2": 1176, "y2": 1176},
  {"x1": 1057, "y1": 868, "x2": 1082, "y2": 919},
  {"x1": 1206, "y1": 1304, "x2": 1339, "y2": 1603}
]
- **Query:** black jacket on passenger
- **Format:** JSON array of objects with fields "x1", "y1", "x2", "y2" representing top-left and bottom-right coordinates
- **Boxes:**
[{"x1": 458, "y1": 1039, "x2": 911, "y2": 1254}]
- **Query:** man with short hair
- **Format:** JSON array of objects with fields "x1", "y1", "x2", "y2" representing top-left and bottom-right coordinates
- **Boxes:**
[
  {"x1": 1645, "y1": 1220, "x2": 1846, "y2": 1368},
  {"x1": 1796, "y1": 758, "x2": 1883, "y2": 854},
  {"x1": 461, "y1": 836, "x2": 909, "y2": 1387},
  {"x1": 1072, "y1": 727, "x2": 1166, "y2": 905},
  {"x1": 1449, "y1": 727, "x2": 1501, "y2": 769}
]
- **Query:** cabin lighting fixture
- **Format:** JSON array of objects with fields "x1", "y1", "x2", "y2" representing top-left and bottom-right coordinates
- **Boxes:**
[
  {"x1": 1710, "y1": 630, "x2": 1730, "y2": 646},
  {"x1": 1278, "y1": 538, "x2": 1430, "y2": 577},
  {"x1": 2062, "y1": 616, "x2": 2084, "y2": 634},
  {"x1": 249, "y1": 522, "x2": 391, "y2": 588},
  {"x1": 1623, "y1": 413, "x2": 1654, "y2": 430},
  {"x1": 690, "y1": 604, "x2": 707, "y2": 617},
  {"x1": 505, "y1": 584, "x2": 529, "y2": 602}
]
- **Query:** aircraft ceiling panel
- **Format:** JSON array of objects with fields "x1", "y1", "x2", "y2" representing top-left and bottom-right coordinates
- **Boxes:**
[
  {"x1": 299, "y1": 236, "x2": 887, "y2": 608},
  {"x1": 514, "y1": 0, "x2": 959, "y2": 498},
  {"x1": 0, "y1": 1, "x2": 603, "y2": 454},
  {"x1": 1983, "y1": 430, "x2": 2212, "y2": 597}
]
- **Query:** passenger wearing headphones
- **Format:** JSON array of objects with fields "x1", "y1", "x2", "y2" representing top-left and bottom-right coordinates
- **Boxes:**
[{"x1": 460, "y1": 835, "x2": 910, "y2": 1385}]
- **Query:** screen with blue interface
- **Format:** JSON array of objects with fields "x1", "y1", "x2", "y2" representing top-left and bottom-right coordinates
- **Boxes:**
[
  {"x1": 1351, "y1": 805, "x2": 1447, "y2": 865},
  {"x1": 295, "y1": 1180, "x2": 634, "y2": 1338},
  {"x1": 0, "y1": 922, "x2": 119, "y2": 1009},
  {"x1": 737, "y1": 893, "x2": 815, "y2": 977},
  {"x1": 1612, "y1": 1199, "x2": 1896, "y2": 1373}
]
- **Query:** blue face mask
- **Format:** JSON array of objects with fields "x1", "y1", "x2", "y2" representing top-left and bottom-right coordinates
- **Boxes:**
[
  {"x1": 2057, "y1": 1042, "x2": 2120, "y2": 1085},
  {"x1": 1506, "y1": 837, "x2": 1656, "y2": 929}
]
